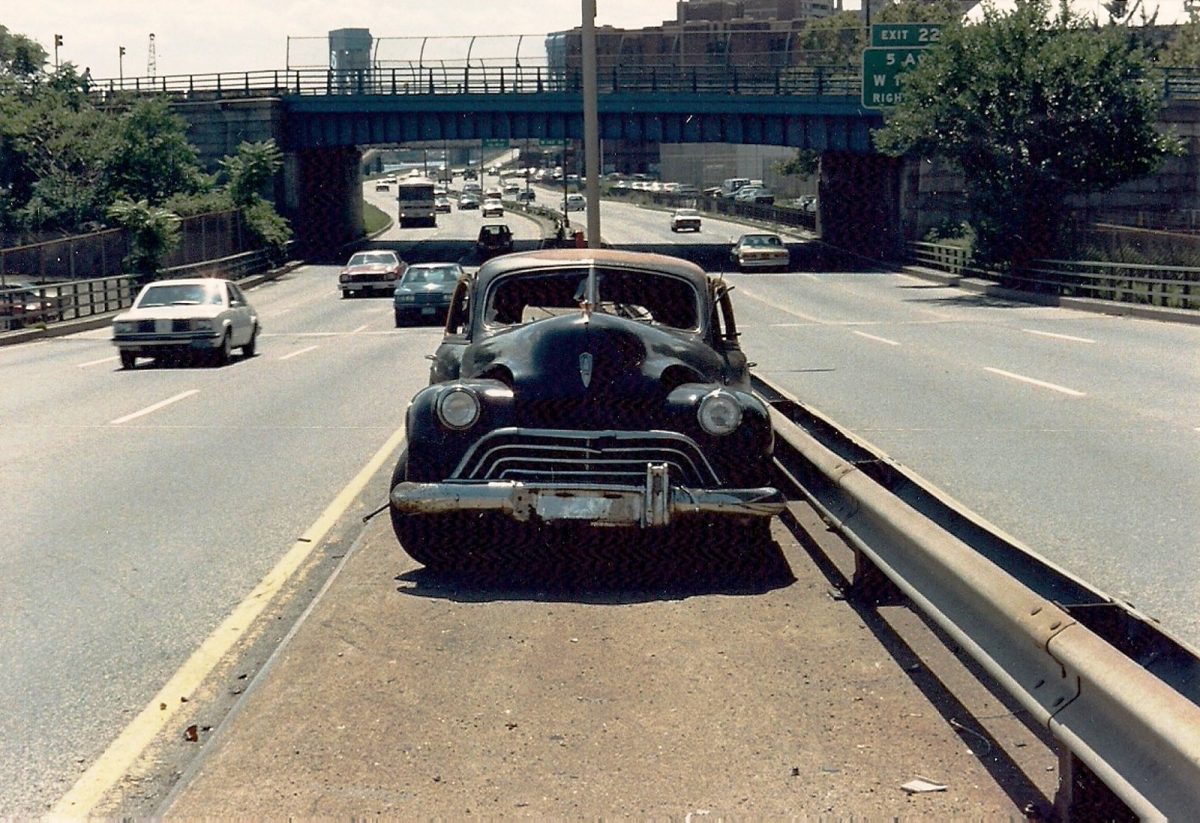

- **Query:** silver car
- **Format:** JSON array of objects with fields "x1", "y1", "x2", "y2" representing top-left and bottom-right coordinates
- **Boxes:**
[{"x1": 112, "y1": 278, "x2": 259, "y2": 369}]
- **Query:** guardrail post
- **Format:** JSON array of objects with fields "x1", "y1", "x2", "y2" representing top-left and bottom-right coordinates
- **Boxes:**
[
  {"x1": 295, "y1": 70, "x2": 301, "y2": 95},
  {"x1": 774, "y1": 69, "x2": 781, "y2": 95},
  {"x1": 216, "y1": 73, "x2": 222, "y2": 97},
  {"x1": 391, "y1": 68, "x2": 396, "y2": 94},
  {"x1": 537, "y1": 67, "x2": 543, "y2": 93},
  {"x1": 326, "y1": 70, "x2": 332, "y2": 95},
  {"x1": 463, "y1": 66, "x2": 469, "y2": 93},
  {"x1": 244, "y1": 72, "x2": 250, "y2": 94},
  {"x1": 611, "y1": 66, "x2": 618, "y2": 93},
  {"x1": 429, "y1": 68, "x2": 435, "y2": 94},
  {"x1": 500, "y1": 67, "x2": 505, "y2": 93},
  {"x1": 273, "y1": 70, "x2": 278, "y2": 93}
]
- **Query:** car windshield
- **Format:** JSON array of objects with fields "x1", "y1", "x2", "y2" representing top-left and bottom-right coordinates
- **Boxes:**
[
  {"x1": 676, "y1": 209, "x2": 699, "y2": 217},
  {"x1": 742, "y1": 235, "x2": 781, "y2": 247},
  {"x1": 136, "y1": 283, "x2": 216, "y2": 307},
  {"x1": 349, "y1": 253, "x2": 396, "y2": 266},
  {"x1": 485, "y1": 266, "x2": 698, "y2": 329},
  {"x1": 403, "y1": 266, "x2": 460, "y2": 285}
]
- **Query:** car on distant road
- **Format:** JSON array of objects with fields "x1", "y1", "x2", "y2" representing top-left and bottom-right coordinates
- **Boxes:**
[
  {"x1": 0, "y1": 280, "x2": 63, "y2": 329},
  {"x1": 734, "y1": 187, "x2": 776, "y2": 205},
  {"x1": 387, "y1": 248, "x2": 784, "y2": 570},
  {"x1": 564, "y1": 193, "x2": 586, "y2": 212},
  {"x1": 476, "y1": 223, "x2": 514, "y2": 259},
  {"x1": 730, "y1": 233, "x2": 789, "y2": 272},
  {"x1": 516, "y1": 189, "x2": 536, "y2": 203},
  {"x1": 374, "y1": 181, "x2": 390, "y2": 192},
  {"x1": 393, "y1": 262, "x2": 465, "y2": 327},
  {"x1": 674, "y1": 184, "x2": 701, "y2": 198},
  {"x1": 338, "y1": 250, "x2": 407, "y2": 298},
  {"x1": 458, "y1": 194, "x2": 480, "y2": 210},
  {"x1": 435, "y1": 196, "x2": 453, "y2": 213},
  {"x1": 481, "y1": 198, "x2": 505, "y2": 218},
  {"x1": 670, "y1": 208, "x2": 702, "y2": 233},
  {"x1": 112, "y1": 278, "x2": 259, "y2": 369}
]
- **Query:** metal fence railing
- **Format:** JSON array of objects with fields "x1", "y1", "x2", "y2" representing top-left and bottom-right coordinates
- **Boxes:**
[
  {"x1": 0, "y1": 249, "x2": 276, "y2": 334},
  {"x1": 88, "y1": 64, "x2": 1200, "y2": 102},
  {"x1": 907, "y1": 241, "x2": 1200, "y2": 312},
  {"x1": 608, "y1": 188, "x2": 817, "y2": 232}
]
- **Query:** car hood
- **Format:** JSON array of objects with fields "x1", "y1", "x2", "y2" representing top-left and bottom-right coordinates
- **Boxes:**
[
  {"x1": 343, "y1": 264, "x2": 394, "y2": 273},
  {"x1": 115, "y1": 305, "x2": 225, "y2": 322},
  {"x1": 462, "y1": 312, "x2": 723, "y2": 401}
]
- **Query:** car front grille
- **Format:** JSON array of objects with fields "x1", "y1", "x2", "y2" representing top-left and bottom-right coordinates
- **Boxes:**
[{"x1": 451, "y1": 428, "x2": 721, "y2": 487}]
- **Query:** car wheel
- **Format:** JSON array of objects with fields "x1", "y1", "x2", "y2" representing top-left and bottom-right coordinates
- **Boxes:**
[
  {"x1": 242, "y1": 325, "x2": 258, "y2": 358},
  {"x1": 213, "y1": 332, "x2": 232, "y2": 366},
  {"x1": 389, "y1": 453, "x2": 469, "y2": 571},
  {"x1": 394, "y1": 310, "x2": 407, "y2": 328},
  {"x1": 119, "y1": 350, "x2": 137, "y2": 370},
  {"x1": 340, "y1": 290, "x2": 350, "y2": 299}
]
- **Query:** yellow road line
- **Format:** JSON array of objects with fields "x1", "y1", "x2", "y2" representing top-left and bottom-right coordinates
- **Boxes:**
[{"x1": 52, "y1": 424, "x2": 408, "y2": 816}]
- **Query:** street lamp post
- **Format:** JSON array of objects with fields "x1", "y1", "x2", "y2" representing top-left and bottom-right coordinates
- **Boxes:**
[{"x1": 118, "y1": 45, "x2": 126, "y2": 86}]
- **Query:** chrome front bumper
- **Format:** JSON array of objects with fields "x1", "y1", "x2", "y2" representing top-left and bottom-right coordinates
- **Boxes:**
[{"x1": 390, "y1": 463, "x2": 785, "y2": 527}]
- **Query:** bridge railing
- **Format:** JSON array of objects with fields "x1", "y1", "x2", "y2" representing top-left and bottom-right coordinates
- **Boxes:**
[
  {"x1": 86, "y1": 64, "x2": 876, "y2": 100},
  {"x1": 90, "y1": 64, "x2": 1200, "y2": 101}
]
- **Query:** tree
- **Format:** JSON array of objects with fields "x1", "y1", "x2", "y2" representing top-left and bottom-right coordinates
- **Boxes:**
[
  {"x1": 872, "y1": 0, "x2": 1180, "y2": 268},
  {"x1": 220, "y1": 140, "x2": 291, "y2": 262},
  {"x1": 105, "y1": 98, "x2": 205, "y2": 205},
  {"x1": 106, "y1": 198, "x2": 181, "y2": 280},
  {"x1": 773, "y1": 149, "x2": 820, "y2": 180}
]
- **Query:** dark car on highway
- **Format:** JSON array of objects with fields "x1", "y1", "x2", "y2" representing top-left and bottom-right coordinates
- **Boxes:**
[
  {"x1": 393, "y1": 262, "x2": 465, "y2": 327},
  {"x1": 476, "y1": 223, "x2": 514, "y2": 259},
  {"x1": 388, "y1": 248, "x2": 784, "y2": 570}
]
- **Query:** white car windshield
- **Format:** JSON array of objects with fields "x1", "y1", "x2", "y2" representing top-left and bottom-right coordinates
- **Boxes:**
[{"x1": 136, "y1": 284, "x2": 215, "y2": 307}]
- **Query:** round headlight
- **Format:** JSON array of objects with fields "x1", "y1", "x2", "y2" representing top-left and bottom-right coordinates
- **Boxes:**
[
  {"x1": 437, "y1": 387, "x2": 481, "y2": 430},
  {"x1": 697, "y1": 390, "x2": 742, "y2": 436}
]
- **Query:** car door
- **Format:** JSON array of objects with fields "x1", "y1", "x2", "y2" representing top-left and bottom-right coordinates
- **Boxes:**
[{"x1": 225, "y1": 282, "x2": 254, "y2": 346}]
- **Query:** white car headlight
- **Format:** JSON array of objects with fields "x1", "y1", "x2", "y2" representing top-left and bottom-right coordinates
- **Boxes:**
[
  {"x1": 697, "y1": 390, "x2": 742, "y2": 436},
  {"x1": 437, "y1": 387, "x2": 481, "y2": 430},
  {"x1": 192, "y1": 319, "x2": 215, "y2": 331},
  {"x1": 114, "y1": 321, "x2": 134, "y2": 333}
]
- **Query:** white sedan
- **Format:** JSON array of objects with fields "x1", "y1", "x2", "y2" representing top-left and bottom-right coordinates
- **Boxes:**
[
  {"x1": 670, "y1": 208, "x2": 702, "y2": 232},
  {"x1": 730, "y1": 233, "x2": 790, "y2": 272},
  {"x1": 112, "y1": 278, "x2": 259, "y2": 369}
]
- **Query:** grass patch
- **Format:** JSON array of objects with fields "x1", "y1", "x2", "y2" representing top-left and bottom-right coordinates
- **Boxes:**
[{"x1": 363, "y1": 201, "x2": 391, "y2": 236}]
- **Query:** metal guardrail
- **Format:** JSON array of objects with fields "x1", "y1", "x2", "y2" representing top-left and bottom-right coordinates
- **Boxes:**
[
  {"x1": 907, "y1": 241, "x2": 1200, "y2": 312},
  {"x1": 610, "y1": 188, "x2": 817, "y2": 232},
  {"x1": 0, "y1": 249, "x2": 276, "y2": 335},
  {"x1": 757, "y1": 375, "x2": 1200, "y2": 819}
]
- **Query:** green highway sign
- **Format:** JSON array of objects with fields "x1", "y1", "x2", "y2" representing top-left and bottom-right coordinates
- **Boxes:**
[
  {"x1": 870, "y1": 23, "x2": 943, "y2": 48},
  {"x1": 481, "y1": 138, "x2": 512, "y2": 148},
  {"x1": 537, "y1": 138, "x2": 567, "y2": 147},
  {"x1": 861, "y1": 47, "x2": 928, "y2": 109}
]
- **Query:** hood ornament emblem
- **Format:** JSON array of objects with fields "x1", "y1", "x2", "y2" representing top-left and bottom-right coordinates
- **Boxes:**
[{"x1": 579, "y1": 352, "x2": 594, "y2": 388}]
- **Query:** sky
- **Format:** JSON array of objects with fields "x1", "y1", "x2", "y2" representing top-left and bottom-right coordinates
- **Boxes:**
[
  {"x1": 2, "y1": 0, "x2": 684, "y2": 80},
  {"x1": 5, "y1": 0, "x2": 1194, "y2": 80}
]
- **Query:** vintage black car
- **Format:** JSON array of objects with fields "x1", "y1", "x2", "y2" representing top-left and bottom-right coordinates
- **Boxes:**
[{"x1": 388, "y1": 248, "x2": 784, "y2": 569}]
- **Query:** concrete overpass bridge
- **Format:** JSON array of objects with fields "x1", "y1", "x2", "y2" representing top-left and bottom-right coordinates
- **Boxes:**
[
  {"x1": 92, "y1": 61, "x2": 1200, "y2": 258},
  {"x1": 94, "y1": 63, "x2": 907, "y2": 257}
]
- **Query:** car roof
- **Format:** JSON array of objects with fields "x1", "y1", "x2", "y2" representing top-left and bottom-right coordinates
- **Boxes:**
[
  {"x1": 472, "y1": 248, "x2": 711, "y2": 293},
  {"x1": 407, "y1": 261, "x2": 462, "y2": 270},
  {"x1": 141, "y1": 277, "x2": 224, "y2": 287}
]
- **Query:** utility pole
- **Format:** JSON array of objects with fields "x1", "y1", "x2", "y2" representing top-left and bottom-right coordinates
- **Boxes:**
[
  {"x1": 119, "y1": 45, "x2": 126, "y2": 85},
  {"x1": 582, "y1": 0, "x2": 601, "y2": 248},
  {"x1": 53, "y1": 34, "x2": 62, "y2": 70},
  {"x1": 147, "y1": 33, "x2": 156, "y2": 78}
]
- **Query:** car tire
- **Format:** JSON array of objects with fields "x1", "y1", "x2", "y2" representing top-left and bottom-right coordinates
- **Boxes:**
[
  {"x1": 341, "y1": 290, "x2": 350, "y2": 299},
  {"x1": 394, "y1": 310, "x2": 407, "y2": 328},
  {"x1": 389, "y1": 453, "x2": 470, "y2": 571},
  {"x1": 119, "y1": 350, "x2": 136, "y2": 370},
  {"x1": 242, "y1": 326, "x2": 258, "y2": 358},
  {"x1": 213, "y1": 332, "x2": 232, "y2": 367}
]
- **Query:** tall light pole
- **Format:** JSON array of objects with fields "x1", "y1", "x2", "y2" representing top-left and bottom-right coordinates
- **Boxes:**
[
  {"x1": 118, "y1": 45, "x2": 126, "y2": 85},
  {"x1": 582, "y1": 0, "x2": 601, "y2": 248}
]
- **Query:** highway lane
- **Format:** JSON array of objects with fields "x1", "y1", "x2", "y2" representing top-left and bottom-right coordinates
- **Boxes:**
[
  {"x1": 577, "y1": 191, "x2": 1200, "y2": 646},
  {"x1": 0, "y1": 263, "x2": 442, "y2": 814}
]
